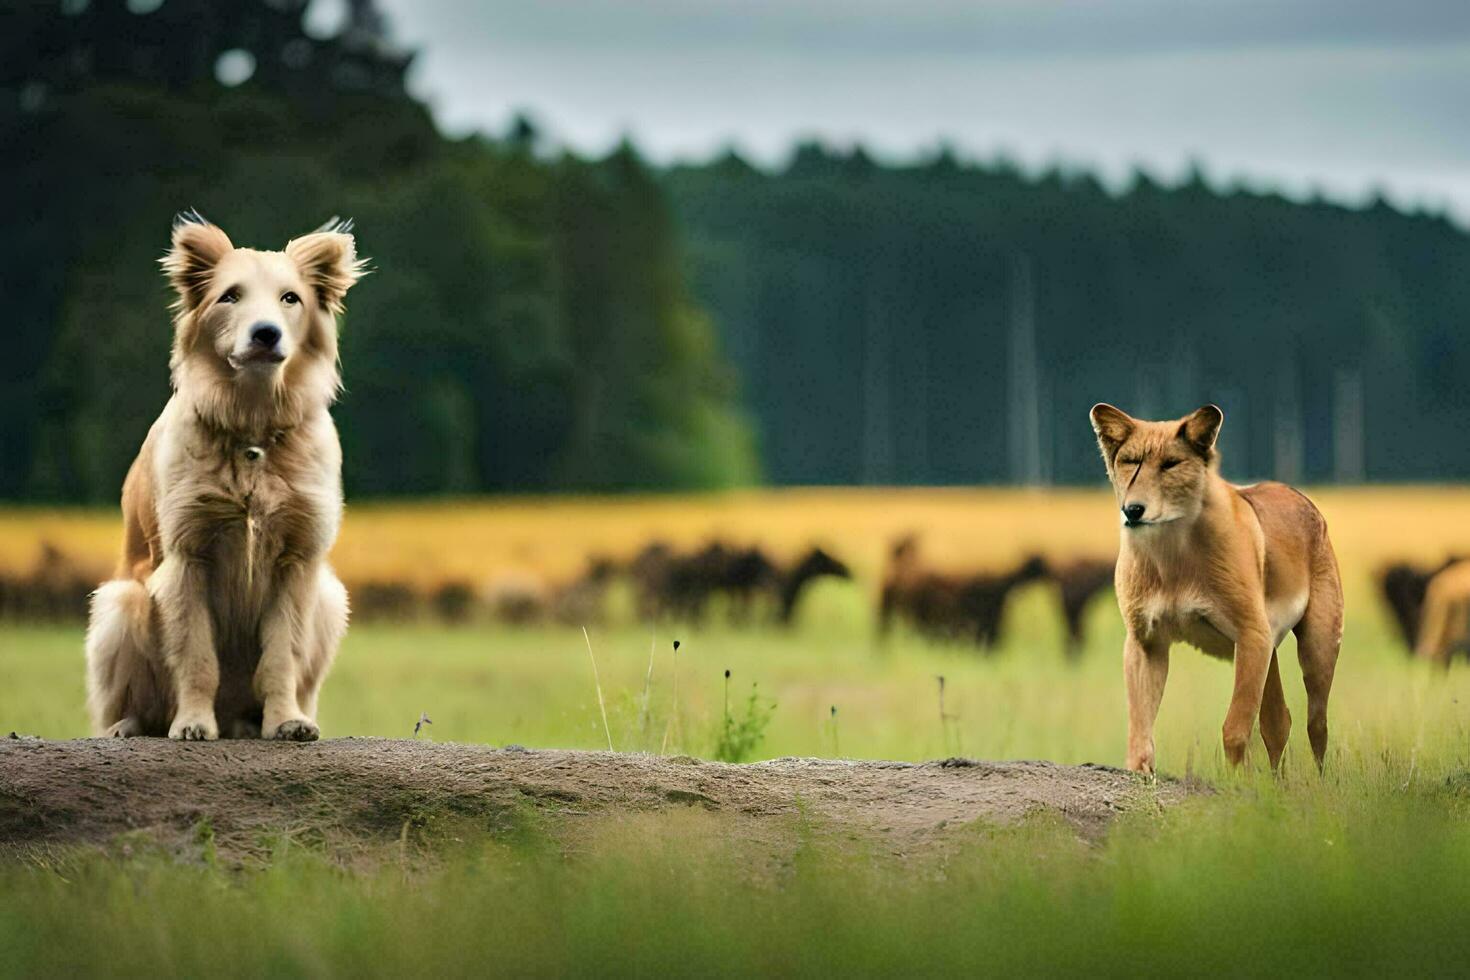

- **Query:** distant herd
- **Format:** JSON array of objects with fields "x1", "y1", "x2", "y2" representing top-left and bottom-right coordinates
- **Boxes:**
[{"x1": 4, "y1": 536, "x2": 1468, "y2": 662}]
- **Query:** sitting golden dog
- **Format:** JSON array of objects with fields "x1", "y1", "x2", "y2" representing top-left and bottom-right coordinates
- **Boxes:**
[
  {"x1": 85, "y1": 213, "x2": 364, "y2": 740},
  {"x1": 1090, "y1": 403, "x2": 1343, "y2": 773}
]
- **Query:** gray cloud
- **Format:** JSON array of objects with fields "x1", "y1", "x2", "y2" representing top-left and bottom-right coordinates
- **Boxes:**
[{"x1": 371, "y1": 0, "x2": 1470, "y2": 222}]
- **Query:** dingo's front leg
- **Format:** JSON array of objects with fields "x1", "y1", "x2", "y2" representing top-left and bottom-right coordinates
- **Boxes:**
[
  {"x1": 150, "y1": 557, "x2": 220, "y2": 740},
  {"x1": 1124, "y1": 631, "x2": 1169, "y2": 774},
  {"x1": 1221, "y1": 615, "x2": 1273, "y2": 768},
  {"x1": 255, "y1": 562, "x2": 319, "y2": 741}
]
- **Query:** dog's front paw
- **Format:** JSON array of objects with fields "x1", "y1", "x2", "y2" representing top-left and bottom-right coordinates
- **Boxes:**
[
  {"x1": 270, "y1": 718, "x2": 319, "y2": 742},
  {"x1": 169, "y1": 712, "x2": 218, "y2": 741}
]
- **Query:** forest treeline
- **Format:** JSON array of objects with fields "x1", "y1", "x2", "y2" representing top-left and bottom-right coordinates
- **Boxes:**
[
  {"x1": 667, "y1": 149, "x2": 1470, "y2": 486},
  {"x1": 7, "y1": 0, "x2": 1470, "y2": 502}
]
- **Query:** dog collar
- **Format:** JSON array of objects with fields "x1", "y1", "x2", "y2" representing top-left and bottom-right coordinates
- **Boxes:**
[
  {"x1": 241, "y1": 431, "x2": 286, "y2": 461},
  {"x1": 193, "y1": 409, "x2": 292, "y2": 459},
  {"x1": 240, "y1": 432, "x2": 285, "y2": 462}
]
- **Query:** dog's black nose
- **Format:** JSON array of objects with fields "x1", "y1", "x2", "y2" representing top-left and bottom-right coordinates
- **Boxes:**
[
  {"x1": 1123, "y1": 503, "x2": 1146, "y2": 524},
  {"x1": 250, "y1": 324, "x2": 282, "y2": 348}
]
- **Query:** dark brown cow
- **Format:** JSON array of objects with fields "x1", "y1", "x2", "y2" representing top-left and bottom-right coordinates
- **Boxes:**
[{"x1": 1049, "y1": 557, "x2": 1117, "y2": 660}]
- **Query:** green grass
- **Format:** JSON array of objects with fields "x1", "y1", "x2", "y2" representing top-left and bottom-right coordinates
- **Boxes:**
[
  {"x1": 7, "y1": 579, "x2": 1470, "y2": 976},
  {"x1": 7, "y1": 786, "x2": 1470, "y2": 976}
]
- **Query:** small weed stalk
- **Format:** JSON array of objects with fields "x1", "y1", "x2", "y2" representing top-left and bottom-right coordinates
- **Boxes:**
[
  {"x1": 829, "y1": 704, "x2": 840, "y2": 758},
  {"x1": 660, "y1": 640, "x2": 681, "y2": 754},
  {"x1": 582, "y1": 626, "x2": 614, "y2": 751},
  {"x1": 713, "y1": 669, "x2": 776, "y2": 763},
  {"x1": 639, "y1": 633, "x2": 656, "y2": 738},
  {"x1": 937, "y1": 675, "x2": 961, "y2": 756}
]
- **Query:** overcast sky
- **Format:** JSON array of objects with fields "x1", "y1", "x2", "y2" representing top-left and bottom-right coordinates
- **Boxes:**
[{"x1": 353, "y1": 0, "x2": 1470, "y2": 223}]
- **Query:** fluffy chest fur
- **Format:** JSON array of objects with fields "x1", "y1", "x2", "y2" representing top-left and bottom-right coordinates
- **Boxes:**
[
  {"x1": 1116, "y1": 521, "x2": 1254, "y2": 660},
  {"x1": 151, "y1": 404, "x2": 341, "y2": 612}
]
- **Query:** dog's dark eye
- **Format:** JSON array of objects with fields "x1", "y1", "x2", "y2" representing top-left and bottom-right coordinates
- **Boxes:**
[
  {"x1": 281, "y1": 291, "x2": 300, "y2": 306},
  {"x1": 218, "y1": 287, "x2": 240, "y2": 304},
  {"x1": 1161, "y1": 458, "x2": 1183, "y2": 470}
]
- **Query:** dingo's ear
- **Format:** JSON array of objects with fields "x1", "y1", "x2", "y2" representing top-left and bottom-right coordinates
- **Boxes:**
[
  {"x1": 286, "y1": 219, "x2": 367, "y2": 314},
  {"x1": 161, "y1": 211, "x2": 233, "y2": 312},
  {"x1": 1180, "y1": 404, "x2": 1224, "y2": 456},
  {"x1": 1090, "y1": 403, "x2": 1134, "y2": 461}
]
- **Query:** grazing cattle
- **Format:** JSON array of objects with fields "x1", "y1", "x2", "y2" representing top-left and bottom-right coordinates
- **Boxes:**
[
  {"x1": 627, "y1": 541, "x2": 676, "y2": 621},
  {"x1": 878, "y1": 535, "x2": 1049, "y2": 650},
  {"x1": 719, "y1": 546, "x2": 781, "y2": 623},
  {"x1": 907, "y1": 574, "x2": 970, "y2": 642},
  {"x1": 551, "y1": 556, "x2": 620, "y2": 626},
  {"x1": 626, "y1": 539, "x2": 851, "y2": 627},
  {"x1": 349, "y1": 580, "x2": 421, "y2": 623},
  {"x1": 483, "y1": 570, "x2": 549, "y2": 625},
  {"x1": 432, "y1": 580, "x2": 477, "y2": 624},
  {"x1": 1049, "y1": 557, "x2": 1117, "y2": 659},
  {"x1": 1414, "y1": 559, "x2": 1470, "y2": 666},
  {"x1": 663, "y1": 542, "x2": 732, "y2": 623},
  {"x1": 878, "y1": 534, "x2": 923, "y2": 637},
  {"x1": 775, "y1": 547, "x2": 852, "y2": 625},
  {"x1": 959, "y1": 555, "x2": 1050, "y2": 649},
  {"x1": 879, "y1": 535, "x2": 969, "y2": 641},
  {"x1": 631, "y1": 541, "x2": 774, "y2": 624},
  {"x1": 1379, "y1": 559, "x2": 1457, "y2": 654},
  {"x1": 0, "y1": 542, "x2": 98, "y2": 622}
]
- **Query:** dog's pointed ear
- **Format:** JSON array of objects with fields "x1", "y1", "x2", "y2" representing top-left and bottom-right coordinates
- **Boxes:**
[
  {"x1": 161, "y1": 211, "x2": 233, "y2": 312},
  {"x1": 1179, "y1": 404, "x2": 1224, "y2": 457},
  {"x1": 286, "y1": 220, "x2": 367, "y2": 314},
  {"x1": 1090, "y1": 403, "x2": 1134, "y2": 463}
]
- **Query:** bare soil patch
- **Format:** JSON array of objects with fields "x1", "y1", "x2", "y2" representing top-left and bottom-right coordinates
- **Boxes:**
[{"x1": 0, "y1": 737, "x2": 1191, "y2": 863}]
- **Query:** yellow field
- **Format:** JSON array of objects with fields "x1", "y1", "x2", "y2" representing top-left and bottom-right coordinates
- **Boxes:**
[{"x1": 0, "y1": 487, "x2": 1460, "y2": 602}]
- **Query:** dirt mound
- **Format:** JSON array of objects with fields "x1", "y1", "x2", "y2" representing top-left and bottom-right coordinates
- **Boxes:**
[{"x1": 0, "y1": 737, "x2": 1190, "y2": 862}]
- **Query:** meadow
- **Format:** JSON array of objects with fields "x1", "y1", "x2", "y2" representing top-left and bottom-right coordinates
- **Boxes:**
[{"x1": 5, "y1": 488, "x2": 1470, "y2": 976}]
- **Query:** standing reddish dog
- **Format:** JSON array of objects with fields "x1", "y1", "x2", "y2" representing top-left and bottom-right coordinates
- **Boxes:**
[
  {"x1": 85, "y1": 213, "x2": 365, "y2": 741},
  {"x1": 1090, "y1": 403, "x2": 1343, "y2": 773}
]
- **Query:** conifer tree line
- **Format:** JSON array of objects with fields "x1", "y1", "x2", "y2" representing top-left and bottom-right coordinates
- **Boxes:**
[{"x1": 666, "y1": 150, "x2": 1470, "y2": 486}]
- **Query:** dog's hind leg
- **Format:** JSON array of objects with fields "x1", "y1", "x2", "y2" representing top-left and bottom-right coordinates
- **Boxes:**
[
  {"x1": 1257, "y1": 650, "x2": 1292, "y2": 771},
  {"x1": 85, "y1": 580, "x2": 172, "y2": 736}
]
